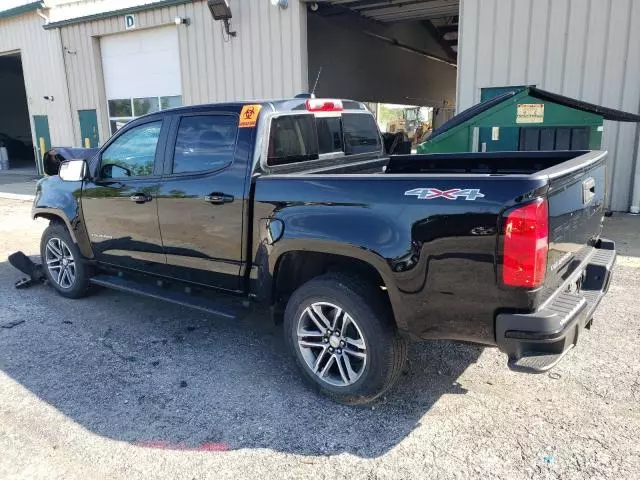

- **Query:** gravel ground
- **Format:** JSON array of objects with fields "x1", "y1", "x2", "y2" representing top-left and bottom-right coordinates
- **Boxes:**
[{"x1": 0, "y1": 199, "x2": 639, "y2": 480}]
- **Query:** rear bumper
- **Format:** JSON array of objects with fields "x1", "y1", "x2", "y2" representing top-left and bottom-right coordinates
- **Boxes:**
[{"x1": 495, "y1": 239, "x2": 616, "y2": 373}]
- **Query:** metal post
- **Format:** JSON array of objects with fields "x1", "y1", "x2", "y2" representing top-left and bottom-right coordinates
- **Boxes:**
[{"x1": 630, "y1": 133, "x2": 640, "y2": 214}]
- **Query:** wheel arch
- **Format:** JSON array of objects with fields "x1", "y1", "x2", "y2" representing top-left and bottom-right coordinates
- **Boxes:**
[
  {"x1": 34, "y1": 211, "x2": 75, "y2": 238},
  {"x1": 33, "y1": 208, "x2": 94, "y2": 258},
  {"x1": 268, "y1": 245, "x2": 406, "y2": 330}
]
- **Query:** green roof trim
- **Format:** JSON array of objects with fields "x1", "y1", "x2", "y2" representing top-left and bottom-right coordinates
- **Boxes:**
[
  {"x1": 0, "y1": 1, "x2": 43, "y2": 19},
  {"x1": 43, "y1": 0, "x2": 193, "y2": 29}
]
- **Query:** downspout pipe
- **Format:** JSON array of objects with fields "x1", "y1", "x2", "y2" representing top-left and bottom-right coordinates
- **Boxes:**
[
  {"x1": 630, "y1": 121, "x2": 640, "y2": 213},
  {"x1": 36, "y1": 7, "x2": 49, "y2": 24},
  {"x1": 630, "y1": 95, "x2": 640, "y2": 214},
  {"x1": 630, "y1": 146, "x2": 640, "y2": 213}
]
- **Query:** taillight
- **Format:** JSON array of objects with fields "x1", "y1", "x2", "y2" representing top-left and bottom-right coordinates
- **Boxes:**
[
  {"x1": 306, "y1": 98, "x2": 343, "y2": 112},
  {"x1": 502, "y1": 198, "x2": 549, "y2": 288}
]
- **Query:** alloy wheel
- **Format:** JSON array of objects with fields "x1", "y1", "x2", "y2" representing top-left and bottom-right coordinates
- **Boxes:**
[
  {"x1": 45, "y1": 237, "x2": 76, "y2": 289},
  {"x1": 297, "y1": 302, "x2": 367, "y2": 387}
]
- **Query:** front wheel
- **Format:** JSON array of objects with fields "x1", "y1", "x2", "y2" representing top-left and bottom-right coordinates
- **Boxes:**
[
  {"x1": 40, "y1": 223, "x2": 90, "y2": 299},
  {"x1": 284, "y1": 274, "x2": 407, "y2": 404}
]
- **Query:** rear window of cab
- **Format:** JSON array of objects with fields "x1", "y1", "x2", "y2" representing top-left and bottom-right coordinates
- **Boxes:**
[{"x1": 267, "y1": 113, "x2": 381, "y2": 167}]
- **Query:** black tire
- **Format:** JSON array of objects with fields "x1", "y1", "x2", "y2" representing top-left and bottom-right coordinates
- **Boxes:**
[
  {"x1": 284, "y1": 273, "x2": 407, "y2": 405},
  {"x1": 40, "y1": 222, "x2": 90, "y2": 299}
]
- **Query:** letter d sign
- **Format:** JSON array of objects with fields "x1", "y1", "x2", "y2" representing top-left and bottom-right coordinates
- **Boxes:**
[{"x1": 125, "y1": 14, "x2": 136, "y2": 30}]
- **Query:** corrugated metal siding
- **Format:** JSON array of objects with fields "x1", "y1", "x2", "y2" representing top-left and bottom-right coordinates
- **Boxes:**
[
  {"x1": 0, "y1": 12, "x2": 75, "y2": 148},
  {"x1": 458, "y1": 0, "x2": 640, "y2": 211},
  {"x1": 48, "y1": 0, "x2": 172, "y2": 23},
  {"x1": 59, "y1": 0, "x2": 308, "y2": 145}
]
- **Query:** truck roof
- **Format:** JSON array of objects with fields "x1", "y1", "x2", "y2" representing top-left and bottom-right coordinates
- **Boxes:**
[{"x1": 158, "y1": 98, "x2": 369, "y2": 116}]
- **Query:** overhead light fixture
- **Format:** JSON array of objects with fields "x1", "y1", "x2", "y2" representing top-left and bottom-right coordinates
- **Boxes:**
[
  {"x1": 174, "y1": 16, "x2": 190, "y2": 26},
  {"x1": 271, "y1": 0, "x2": 288, "y2": 9},
  {"x1": 207, "y1": 0, "x2": 236, "y2": 37}
]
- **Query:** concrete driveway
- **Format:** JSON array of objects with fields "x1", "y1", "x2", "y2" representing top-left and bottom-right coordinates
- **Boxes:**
[
  {"x1": 0, "y1": 172, "x2": 39, "y2": 200},
  {"x1": 1, "y1": 199, "x2": 638, "y2": 479}
]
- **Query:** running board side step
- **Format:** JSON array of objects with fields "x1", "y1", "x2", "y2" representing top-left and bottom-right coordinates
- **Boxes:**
[{"x1": 90, "y1": 275, "x2": 239, "y2": 319}]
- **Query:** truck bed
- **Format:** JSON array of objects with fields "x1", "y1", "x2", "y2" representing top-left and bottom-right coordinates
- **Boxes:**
[
  {"x1": 384, "y1": 150, "x2": 592, "y2": 176},
  {"x1": 273, "y1": 150, "x2": 595, "y2": 177},
  {"x1": 255, "y1": 150, "x2": 607, "y2": 344}
]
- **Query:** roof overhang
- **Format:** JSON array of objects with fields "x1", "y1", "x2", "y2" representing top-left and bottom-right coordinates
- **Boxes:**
[
  {"x1": 0, "y1": 1, "x2": 44, "y2": 20},
  {"x1": 43, "y1": 0, "x2": 192, "y2": 29},
  {"x1": 307, "y1": 0, "x2": 459, "y2": 23}
]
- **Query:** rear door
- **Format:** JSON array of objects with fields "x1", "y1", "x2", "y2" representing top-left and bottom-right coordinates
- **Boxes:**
[
  {"x1": 155, "y1": 110, "x2": 248, "y2": 292},
  {"x1": 81, "y1": 118, "x2": 168, "y2": 272}
]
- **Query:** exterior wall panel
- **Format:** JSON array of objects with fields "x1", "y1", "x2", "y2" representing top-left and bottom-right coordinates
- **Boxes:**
[
  {"x1": 58, "y1": 0, "x2": 307, "y2": 145},
  {"x1": 458, "y1": 0, "x2": 640, "y2": 211},
  {"x1": 0, "y1": 12, "x2": 75, "y2": 153}
]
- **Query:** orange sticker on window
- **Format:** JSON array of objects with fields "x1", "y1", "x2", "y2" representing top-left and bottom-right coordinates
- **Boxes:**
[{"x1": 238, "y1": 104, "x2": 262, "y2": 128}]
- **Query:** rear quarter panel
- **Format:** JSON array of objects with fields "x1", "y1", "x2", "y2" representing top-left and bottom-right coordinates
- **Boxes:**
[{"x1": 253, "y1": 174, "x2": 547, "y2": 344}]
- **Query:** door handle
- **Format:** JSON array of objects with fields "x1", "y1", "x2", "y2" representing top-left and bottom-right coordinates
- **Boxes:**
[
  {"x1": 582, "y1": 178, "x2": 595, "y2": 204},
  {"x1": 204, "y1": 193, "x2": 234, "y2": 204},
  {"x1": 130, "y1": 194, "x2": 151, "y2": 204}
]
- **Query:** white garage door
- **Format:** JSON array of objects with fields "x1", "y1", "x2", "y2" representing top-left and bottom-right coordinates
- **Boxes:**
[{"x1": 101, "y1": 26, "x2": 182, "y2": 134}]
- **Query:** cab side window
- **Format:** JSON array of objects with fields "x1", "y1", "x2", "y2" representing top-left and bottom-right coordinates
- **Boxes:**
[
  {"x1": 100, "y1": 121, "x2": 162, "y2": 178},
  {"x1": 172, "y1": 115, "x2": 238, "y2": 174},
  {"x1": 267, "y1": 115, "x2": 318, "y2": 166}
]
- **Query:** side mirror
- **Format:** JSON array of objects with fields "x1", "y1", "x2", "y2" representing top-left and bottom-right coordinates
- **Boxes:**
[{"x1": 58, "y1": 159, "x2": 87, "y2": 181}]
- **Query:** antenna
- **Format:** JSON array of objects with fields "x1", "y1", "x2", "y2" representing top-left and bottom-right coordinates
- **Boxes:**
[{"x1": 311, "y1": 66, "x2": 322, "y2": 98}]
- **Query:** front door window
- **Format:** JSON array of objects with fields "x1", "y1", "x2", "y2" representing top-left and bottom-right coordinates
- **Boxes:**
[{"x1": 100, "y1": 121, "x2": 162, "y2": 178}]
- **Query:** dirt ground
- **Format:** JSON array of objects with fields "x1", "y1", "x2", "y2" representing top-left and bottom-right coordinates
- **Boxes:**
[{"x1": 0, "y1": 199, "x2": 638, "y2": 480}]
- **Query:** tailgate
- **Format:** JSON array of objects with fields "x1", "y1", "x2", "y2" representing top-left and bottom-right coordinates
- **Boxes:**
[{"x1": 544, "y1": 151, "x2": 607, "y2": 294}]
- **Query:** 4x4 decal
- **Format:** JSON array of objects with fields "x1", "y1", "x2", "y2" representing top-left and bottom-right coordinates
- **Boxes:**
[{"x1": 404, "y1": 188, "x2": 485, "y2": 201}]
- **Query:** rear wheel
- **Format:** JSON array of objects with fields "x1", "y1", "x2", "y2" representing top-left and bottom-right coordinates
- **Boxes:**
[
  {"x1": 284, "y1": 274, "x2": 407, "y2": 404},
  {"x1": 40, "y1": 223, "x2": 90, "y2": 299}
]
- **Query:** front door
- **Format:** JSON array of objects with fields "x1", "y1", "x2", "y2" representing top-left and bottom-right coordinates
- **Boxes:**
[
  {"x1": 78, "y1": 109, "x2": 100, "y2": 148},
  {"x1": 81, "y1": 118, "x2": 167, "y2": 272},
  {"x1": 33, "y1": 115, "x2": 51, "y2": 173},
  {"x1": 156, "y1": 112, "x2": 246, "y2": 291}
]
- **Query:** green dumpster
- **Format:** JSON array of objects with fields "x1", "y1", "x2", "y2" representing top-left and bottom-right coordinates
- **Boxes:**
[{"x1": 417, "y1": 86, "x2": 640, "y2": 154}]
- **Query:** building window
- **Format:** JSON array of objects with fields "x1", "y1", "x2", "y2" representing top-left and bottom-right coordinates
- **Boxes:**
[{"x1": 108, "y1": 95, "x2": 182, "y2": 135}]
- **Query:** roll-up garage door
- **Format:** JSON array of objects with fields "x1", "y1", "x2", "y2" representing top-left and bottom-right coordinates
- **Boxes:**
[{"x1": 100, "y1": 26, "x2": 183, "y2": 134}]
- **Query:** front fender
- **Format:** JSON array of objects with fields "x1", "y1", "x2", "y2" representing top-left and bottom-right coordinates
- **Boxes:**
[{"x1": 32, "y1": 176, "x2": 93, "y2": 259}]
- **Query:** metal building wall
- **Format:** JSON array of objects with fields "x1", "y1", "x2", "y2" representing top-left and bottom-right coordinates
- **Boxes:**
[
  {"x1": 48, "y1": 0, "x2": 175, "y2": 23},
  {"x1": 457, "y1": 0, "x2": 640, "y2": 212},
  {"x1": 56, "y1": 0, "x2": 308, "y2": 145},
  {"x1": 0, "y1": 12, "x2": 75, "y2": 151}
]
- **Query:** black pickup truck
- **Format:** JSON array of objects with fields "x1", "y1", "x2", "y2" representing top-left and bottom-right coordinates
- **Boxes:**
[{"x1": 33, "y1": 97, "x2": 616, "y2": 404}]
